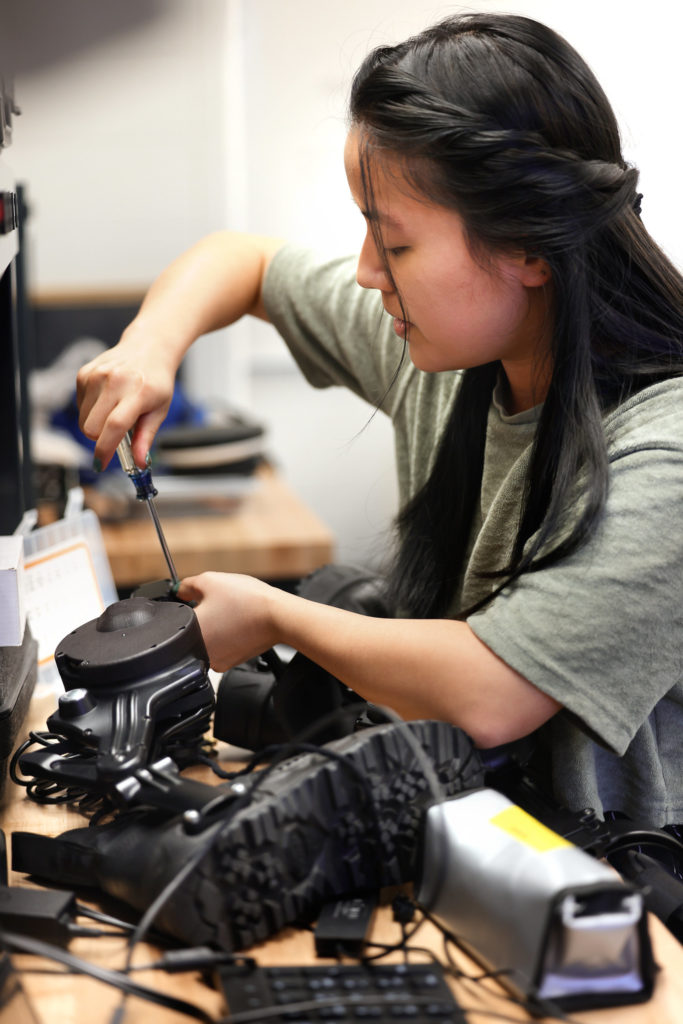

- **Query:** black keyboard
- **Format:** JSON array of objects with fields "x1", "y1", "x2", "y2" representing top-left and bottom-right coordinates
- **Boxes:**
[{"x1": 215, "y1": 961, "x2": 465, "y2": 1022}]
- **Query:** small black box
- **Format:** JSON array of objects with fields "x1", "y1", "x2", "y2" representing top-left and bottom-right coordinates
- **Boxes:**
[{"x1": 314, "y1": 893, "x2": 377, "y2": 958}]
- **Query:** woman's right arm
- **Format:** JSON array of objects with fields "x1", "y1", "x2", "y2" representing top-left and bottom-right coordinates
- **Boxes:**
[{"x1": 76, "y1": 231, "x2": 285, "y2": 469}]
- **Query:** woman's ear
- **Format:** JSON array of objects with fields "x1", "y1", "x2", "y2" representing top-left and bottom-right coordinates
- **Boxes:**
[{"x1": 517, "y1": 255, "x2": 551, "y2": 288}]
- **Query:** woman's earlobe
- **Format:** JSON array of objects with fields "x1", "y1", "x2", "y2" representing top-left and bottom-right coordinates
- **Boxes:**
[{"x1": 520, "y1": 256, "x2": 552, "y2": 287}]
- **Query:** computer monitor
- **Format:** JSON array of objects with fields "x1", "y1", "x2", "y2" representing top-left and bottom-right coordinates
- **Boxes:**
[{"x1": 0, "y1": 76, "x2": 33, "y2": 535}]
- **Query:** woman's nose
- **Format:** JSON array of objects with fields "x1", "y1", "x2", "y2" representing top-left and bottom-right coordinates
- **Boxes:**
[{"x1": 356, "y1": 232, "x2": 392, "y2": 292}]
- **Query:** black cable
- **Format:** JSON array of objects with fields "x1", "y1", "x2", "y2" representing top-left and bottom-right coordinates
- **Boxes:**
[
  {"x1": 0, "y1": 927, "x2": 215, "y2": 1023},
  {"x1": 67, "y1": 924, "x2": 131, "y2": 939},
  {"x1": 344, "y1": 914, "x2": 584, "y2": 1024},
  {"x1": 121, "y1": 830, "x2": 225, "y2": 968},
  {"x1": 12, "y1": 724, "x2": 214, "y2": 815},
  {"x1": 359, "y1": 916, "x2": 427, "y2": 963},
  {"x1": 10, "y1": 730, "x2": 58, "y2": 779},
  {"x1": 215, "y1": 701, "x2": 375, "y2": 779},
  {"x1": 11, "y1": 731, "x2": 104, "y2": 811},
  {"x1": 192, "y1": 750, "x2": 236, "y2": 780},
  {"x1": 127, "y1": 947, "x2": 247, "y2": 973},
  {"x1": 75, "y1": 904, "x2": 137, "y2": 933},
  {"x1": 429, "y1": 910, "x2": 587, "y2": 1024},
  {"x1": 362, "y1": 936, "x2": 443, "y2": 965},
  {"x1": 215, "y1": 701, "x2": 474, "y2": 809}
]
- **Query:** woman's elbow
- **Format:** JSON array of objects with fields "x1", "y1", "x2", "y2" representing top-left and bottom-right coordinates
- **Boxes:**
[{"x1": 447, "y1": 690, "x2": 563, "y2": 750}]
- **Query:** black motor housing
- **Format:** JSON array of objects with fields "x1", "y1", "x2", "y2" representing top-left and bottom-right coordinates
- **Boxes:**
[{"x1": 29, "y1": 596, "x2": 214, "y2": 784}]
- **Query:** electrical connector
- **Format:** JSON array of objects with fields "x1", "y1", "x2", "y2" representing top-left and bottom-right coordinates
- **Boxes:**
[{"x1": 0, "y1": 885, "x2": 77, "y2": 945}]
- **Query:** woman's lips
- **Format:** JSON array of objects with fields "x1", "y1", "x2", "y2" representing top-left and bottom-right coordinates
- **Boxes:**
[{"x1": 383, "y1": 305, "x2": 411, "y2": 338}]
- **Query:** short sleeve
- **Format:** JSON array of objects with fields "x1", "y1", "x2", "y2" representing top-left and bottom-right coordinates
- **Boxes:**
[
  {"x1": 262, "y1": 244, "x2": 405, "y2": 412},
  {"x1": 469, "y1": 428, "x2": 683, "y2": 755}
]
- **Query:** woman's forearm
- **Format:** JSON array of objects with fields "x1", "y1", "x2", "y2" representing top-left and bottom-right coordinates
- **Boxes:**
[
  {"x1": 269, "y1": 590, "x2": 561, "y2": 747},
  {"x1": 180, "y1": 569, "x2": 562, "y2": 749}
]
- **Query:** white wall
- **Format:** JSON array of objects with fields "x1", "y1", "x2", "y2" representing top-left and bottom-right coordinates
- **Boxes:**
[
  {"x1": 6, "y1": 0, "x2": 681, "y2": 569},
  {"x1": 8, "y1": 1, "x2": 228, "y2": 286}
]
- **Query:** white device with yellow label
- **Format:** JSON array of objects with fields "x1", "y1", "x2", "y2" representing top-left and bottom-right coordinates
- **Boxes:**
[{"x1": 415, "y1": 788, "x2": 655, "y2": 1011}]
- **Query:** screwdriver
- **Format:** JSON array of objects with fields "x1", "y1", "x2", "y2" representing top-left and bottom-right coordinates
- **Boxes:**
[{"x1": 116, "y1": 433, "x2": 179, "y2": 586}]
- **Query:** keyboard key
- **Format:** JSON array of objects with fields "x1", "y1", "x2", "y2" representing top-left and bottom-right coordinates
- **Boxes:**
[{"x1": 215, "y1": 961, "x2": 464, "y2": 1022}]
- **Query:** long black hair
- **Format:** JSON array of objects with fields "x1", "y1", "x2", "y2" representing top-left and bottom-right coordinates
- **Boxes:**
[{"x1": 349, "y1": 13, "x2": 683, "y2": 619}]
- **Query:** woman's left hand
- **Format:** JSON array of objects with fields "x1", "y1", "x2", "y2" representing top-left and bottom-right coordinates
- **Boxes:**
[{"x1": 176, "y1": 571, "x2": 281, "y2": 671}]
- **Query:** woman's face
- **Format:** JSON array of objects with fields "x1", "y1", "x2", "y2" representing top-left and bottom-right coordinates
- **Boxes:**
[{"x1": 344, "y1": 130, "x2": 552, "y2": 410}]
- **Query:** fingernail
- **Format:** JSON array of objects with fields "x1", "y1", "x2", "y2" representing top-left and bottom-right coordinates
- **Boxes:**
[{"x1": 93, "y1": 456, "x2": 103, "y2": 473}]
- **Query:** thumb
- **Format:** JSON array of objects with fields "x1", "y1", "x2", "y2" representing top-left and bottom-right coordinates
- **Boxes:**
[{"x1": 174, "y1": 576, "x2": 203, "y2": 604}]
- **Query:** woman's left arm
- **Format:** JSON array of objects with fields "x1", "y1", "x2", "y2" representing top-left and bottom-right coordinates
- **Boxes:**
[{"x1": 177, "y1": 572, "x2": 561, "y2": 748}]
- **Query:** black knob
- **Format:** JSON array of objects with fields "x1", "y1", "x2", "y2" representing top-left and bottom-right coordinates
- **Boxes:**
[{"x1": 58, "y1": 688, "x2": 96, "y2": 718}]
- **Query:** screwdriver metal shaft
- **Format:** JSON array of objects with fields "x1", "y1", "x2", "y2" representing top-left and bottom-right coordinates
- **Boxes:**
[{"x1": 116, "y1": 434, "x2": 179, "y2": 585}]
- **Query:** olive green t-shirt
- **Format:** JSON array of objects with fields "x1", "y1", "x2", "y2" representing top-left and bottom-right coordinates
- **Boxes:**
[{"x1": 262, "y1": 244, "x2": 683, "y2": 827}]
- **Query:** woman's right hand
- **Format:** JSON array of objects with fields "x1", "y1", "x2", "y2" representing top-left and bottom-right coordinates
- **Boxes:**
[
  {"x1": 76, "y1": 233, "x2": 283, "y2": 470},
  {"x1": 76, "y1": 322, "x2": 179, "y2": 470}
]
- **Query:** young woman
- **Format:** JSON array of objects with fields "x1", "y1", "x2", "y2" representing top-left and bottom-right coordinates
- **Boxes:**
[{"x1": 76, "y1": 13, "x2": 683, "y2": 827}]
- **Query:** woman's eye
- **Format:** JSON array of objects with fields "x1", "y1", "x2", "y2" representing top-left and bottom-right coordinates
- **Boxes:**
[{"x1": 385, "y1": 246, "x2": 408, "y2": 257}]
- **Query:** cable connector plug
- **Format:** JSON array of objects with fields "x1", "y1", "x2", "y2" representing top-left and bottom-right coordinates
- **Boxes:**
[
  {"x1": 0, "y1": 885, "x2": 77, "y2": 945},
  {"x1": 392, "y1": 894, "x2": 417, "y2": 925}
]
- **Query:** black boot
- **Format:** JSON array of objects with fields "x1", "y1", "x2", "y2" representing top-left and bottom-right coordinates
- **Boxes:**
[{"x1": 13, "y1": 719, "x2": 482, "y2": 951}]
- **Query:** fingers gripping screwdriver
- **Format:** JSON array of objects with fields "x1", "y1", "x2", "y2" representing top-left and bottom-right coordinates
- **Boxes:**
[{"x1": 116, "y1": 433, "x2": 179, "y2": 586}]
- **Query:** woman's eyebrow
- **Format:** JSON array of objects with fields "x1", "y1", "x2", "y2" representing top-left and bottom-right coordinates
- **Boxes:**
[{"x1": 357, "y1": 203, "x2": 403, "y2": 229}]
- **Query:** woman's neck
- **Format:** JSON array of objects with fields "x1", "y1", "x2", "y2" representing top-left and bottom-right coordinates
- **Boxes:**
[{"x1": 499, "y1": 358, "x2": 550, "y2": 414}]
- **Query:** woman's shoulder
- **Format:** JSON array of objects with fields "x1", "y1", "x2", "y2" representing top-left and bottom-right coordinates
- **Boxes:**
[
  {"x1": 264, "y1": 242, "x2": 387, "y2": 342},
  {"x1": 265, "y1": 243, "x2": 361, "y2": 300},
  {"x1": 603, "y1": 378, "x2": 683, "y2": 453}
]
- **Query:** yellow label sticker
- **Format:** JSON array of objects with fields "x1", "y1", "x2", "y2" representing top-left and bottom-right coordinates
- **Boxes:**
[{"x1": 490, "y1": 806, "x2": 571, "y2": 852}]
